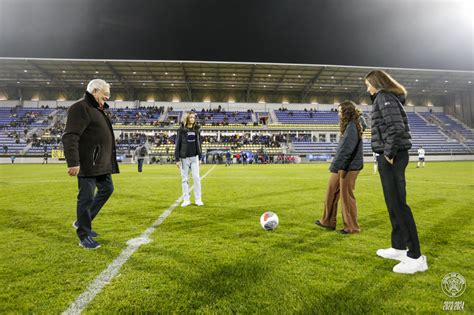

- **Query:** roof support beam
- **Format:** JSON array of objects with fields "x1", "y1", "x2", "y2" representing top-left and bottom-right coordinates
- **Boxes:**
[
  {"x1": 246, "y1": 64, "x2": 256, "y2": 102},
  {"x1": 274, "y1": 69, "x2": 288, "y2": 91},
  {"x1": 300, "y1": 67, "x2": 325, "y2": 102},
  {"x1": 418, "y1": 73, "x2": 448, "y2": 95},
  {"x1": 27, "y1": 60, "x2": 76, "y2": 99},
  {"x1": 105, "y1": 62, "x2": 136, "y2": 99},
  {"x1": 180, "y1": 63, "x2": 193, "y2": 101}
]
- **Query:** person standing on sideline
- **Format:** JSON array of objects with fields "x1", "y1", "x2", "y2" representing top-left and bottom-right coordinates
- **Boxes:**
[
  {"x1": 373, "y1": 152, "x2": 380, "y2": 174},
  {"x1": 358, "y1": 108, "x2": 368, "y2": 132},
  {"x1": 242, "y1": 152, "x2": 248, "y2": 165},
  {"x1": 42, "y1": 151, "x2": 49, "y2": 164},
  {"x1": 134, "y1": 143, "x2": 148, "y2": 172},
  {"x1": 62, "y1": 79, "x2": 119, "y2": 250},
  {"x1": 225, "y1": 150, "x2": 232, "y2": 167},
  {"x1": 315, "y1": 101, "x2": 364, "y2": 234},
  {"x1": 417, "y1": 146, "x2": 425, "y2": 168},
  {"x1": 175, "y1": 112, "x2": 203, "y2": 207},
  {"x1": 366, "y1": 70, "x2": 427, "y2": 274}
]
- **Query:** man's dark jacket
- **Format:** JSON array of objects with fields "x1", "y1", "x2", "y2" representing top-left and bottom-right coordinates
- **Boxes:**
[
  {"x1": 62, "y1": 92, "x2": 119, "y2": 176},
  {"x1": 330, "y1": 121, "x2": 364, "y2": 173},
  {"x1": 370, "y1": 90, "x2": 412, "y2": 159},
  {"x1": 174, "y1": 123, "x2": 202, "y2": 162}
]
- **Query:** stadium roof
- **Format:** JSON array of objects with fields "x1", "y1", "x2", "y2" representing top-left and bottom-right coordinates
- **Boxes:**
[{"x1": 0, "y1": 58, "x2": 472, "y2": 101}]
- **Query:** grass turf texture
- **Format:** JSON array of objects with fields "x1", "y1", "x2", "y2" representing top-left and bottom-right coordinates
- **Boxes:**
[{"x1": 0, "y1": 162, "x2": 472, "y2": 314}]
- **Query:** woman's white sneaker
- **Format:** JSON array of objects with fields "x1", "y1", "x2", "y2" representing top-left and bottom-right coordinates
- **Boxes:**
[
  {"x1": 393, "y1": 255, "x2": 428, "y2": 274},
  {"x1": 181, "y1": 200, "x2": 191, "y2": 207},
  {"x1": 195, "y1": 200, "x2": 204, "y2": 206},
  {"x1": 376, "y1": 248, "x2": 408, "y2": 261}
]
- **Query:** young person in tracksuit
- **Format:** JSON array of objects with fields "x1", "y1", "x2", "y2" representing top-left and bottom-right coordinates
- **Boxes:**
[
  {"x1": 62, "y1": 79, "x2": 119, "y2": 250},
  {"x1": 315, "y1": 101, "x2": 364, "y2": 234},
  {"x1": 365, "y1": 70, "x2": 428, "y2": 274},
  {"x1": 175, "y1": 112, "x2": 204, "y2": 207}
]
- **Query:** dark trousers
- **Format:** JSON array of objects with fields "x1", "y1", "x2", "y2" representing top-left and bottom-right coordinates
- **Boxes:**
[
  {"x1": 76, "y1": 174, "x2": 114, "y2": 240},
  {"x1": 138, "y1": 158, "x2": 144, "y2": 172},
  {"x1": 378, "y1": 150, "x2": 421, "y2": 258}
]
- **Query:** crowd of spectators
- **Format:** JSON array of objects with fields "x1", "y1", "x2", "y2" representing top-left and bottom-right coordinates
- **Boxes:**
[
  {"x1": 109, "y1": 106, "x2": 165, "y2": 125},
  {"x1": 28, "y1": 121, "x2": 65, "y2": 147},
  {"x1": 195, "y1": 107, "x2": 254, "y2": 126},
  {"x1": 3, "y1": 110, "x2": 52, "y2": 128}
]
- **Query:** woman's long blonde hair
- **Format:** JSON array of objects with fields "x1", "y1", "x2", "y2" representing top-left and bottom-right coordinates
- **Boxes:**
[
  {"x1": 182, "y1": 111, "x2": 197, "y2": 128},
  {"x1": 365, "y1": 70, "x2": 407, "y2": 96}
]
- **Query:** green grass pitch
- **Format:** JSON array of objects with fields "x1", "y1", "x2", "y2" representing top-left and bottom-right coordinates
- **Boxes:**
[{"x1": 0, "y1": 162, "x2": 473, "y2": 313}]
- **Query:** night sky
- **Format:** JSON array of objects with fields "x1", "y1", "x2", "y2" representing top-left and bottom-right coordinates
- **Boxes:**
[{"x1": 0, "y1": 0, "x2": 472, "y2": 71}]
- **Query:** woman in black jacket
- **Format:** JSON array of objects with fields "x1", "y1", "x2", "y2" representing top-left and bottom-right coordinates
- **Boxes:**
[
  {"x1": 174, "y1": 112, "x2": 203, "y2": 207},
  {"x1": 365, "y1": 70, "x2": 427, "y2": 274},
  {"x1": 315, "y1": 101, "x2": 364, "y2": 234}
]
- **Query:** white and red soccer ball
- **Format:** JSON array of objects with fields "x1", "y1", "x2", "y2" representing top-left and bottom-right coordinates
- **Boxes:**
[{"x1": 260, "y1": 211, "x2": 279, "y2": 230}]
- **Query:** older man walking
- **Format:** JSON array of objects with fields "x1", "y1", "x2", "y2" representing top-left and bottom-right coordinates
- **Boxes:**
[{"x1": 62, "y1": 79, "x2": 119, "y2": 249}]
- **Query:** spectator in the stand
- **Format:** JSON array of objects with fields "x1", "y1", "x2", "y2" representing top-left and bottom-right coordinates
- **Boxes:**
[
  {"x1": 62, "y1": 79, "x2": 119, "y2": 250},
  {"x1": 315, "y1": 101, "x2": 364, "y2": 235},
  {"x1": 175, "y1": 112, "x2": 204, "y2": 207},
  {"x1": 3, "y1": 145, "x2": 7, "y2": 153}
]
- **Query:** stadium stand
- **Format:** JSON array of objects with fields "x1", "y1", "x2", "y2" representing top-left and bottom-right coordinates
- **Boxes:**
[
  {"x1": 110, "y1": 107, "x2": 164, "y2": 125},
  {"x1": 275, "y1": 109, "x2": 339, "y2": 124},
  {"x1": 1, "y1": 106, "x2": 473, "y2": 160},
  {"x1": 0, "y1": 107, "x2": 56, "y2": 154},
  {"x1": 196, "y1": 111, "x2": 254, "y2": 125}
]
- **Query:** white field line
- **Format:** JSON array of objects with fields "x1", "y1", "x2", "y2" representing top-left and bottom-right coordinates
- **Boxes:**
[{"x1": 62, "y1": 165, "x2": 216, "y2": 315}]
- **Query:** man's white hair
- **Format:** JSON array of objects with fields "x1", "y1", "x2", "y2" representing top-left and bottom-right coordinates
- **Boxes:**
[{"x1": 86, "y1": 79, "x2": 110, "y2": 94}]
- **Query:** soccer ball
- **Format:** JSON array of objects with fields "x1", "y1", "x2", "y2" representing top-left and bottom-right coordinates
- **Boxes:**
[{"x1": 260, "y1": 211, "x2": 279, "y2": 230}]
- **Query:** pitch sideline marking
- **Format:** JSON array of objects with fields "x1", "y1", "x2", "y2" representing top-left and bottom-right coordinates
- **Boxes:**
[{"x1": 62, "y1": 165, "x2": 216, "y2": 315}]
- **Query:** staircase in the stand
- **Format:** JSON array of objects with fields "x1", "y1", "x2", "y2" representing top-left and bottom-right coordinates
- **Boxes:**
[{"x1": 269, "y1": 109, "x2": 279, "y2": 124}]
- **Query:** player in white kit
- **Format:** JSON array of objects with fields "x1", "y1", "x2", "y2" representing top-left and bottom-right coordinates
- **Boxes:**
[{"x1": 417, "y1": 146, "x2": 425, "y2": 168}]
